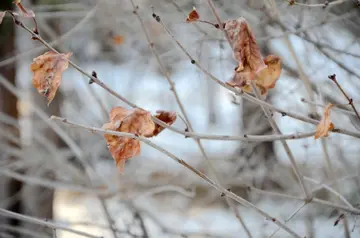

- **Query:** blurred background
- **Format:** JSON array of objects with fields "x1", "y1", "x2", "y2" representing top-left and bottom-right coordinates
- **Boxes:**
[{"x1": 1, "y1": 0, "x2": 360, "y2": 237}]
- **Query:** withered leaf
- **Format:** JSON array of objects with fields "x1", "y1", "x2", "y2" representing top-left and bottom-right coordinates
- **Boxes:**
[
  {"x1": 224, "y1": 17, "x2": 266, "y2": 77},
  {"x1": 186, "y1": 7, "x2": 199, "y2": 22},
  {"x1": 227, "y1": 54, "x2": 282, "y2": 95},
  {"x1": 0, "y1": 12, "x2": 5, "y2": 25},
  {"x1": 31, "y1": 51, "x2": 72, "y2": 105},
  {"x1": 102, "y1": 107, "x2": 177, "y2": 171},
  {"x1": 14, "y1": 0, "x2": 35, "y2": 18},
  {"x1": 153, "y1": 110, "x2": 177, "y2": 136},
  {"x1": 315, "y1": 104, "x2": 334, "y2": 139}
]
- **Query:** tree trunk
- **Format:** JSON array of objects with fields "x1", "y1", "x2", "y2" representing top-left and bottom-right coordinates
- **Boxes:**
[
  {"x1": 19, "y1": 0, "x2": 66, "y2": 235},
  {"x1": 0, "y1": 0, "x2": 22, "y2": 234}
]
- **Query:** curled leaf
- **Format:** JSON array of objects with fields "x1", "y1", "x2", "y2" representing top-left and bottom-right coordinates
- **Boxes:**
[
  {"x1": 14, "y1": 0, "x2": 35, "y2": 18},
  {"x1": 186, "y1": 7, "x2": 199, "y2": 22},
  {"x1": 0, "y1": 12, "x2": 5, "y2": 25},
  {"x1": 112, "y1": 35, "x2": 125, "y2": 45},
  {"x1": 224, "y1": 17, "x2": 266, "y2": 77},
  {"x1": 153, "y1": 110, "x2": 177, "y2": 136},
  {"x1": 227, "y1": 54, "x2": 282, "y2": 95},
  {"x1": 102, "y1": 107, "x2": 177, "y2": 171},
  {"x1": 315, "y1": 104, "x2": 334, "y2": 139},
  {"x1": 31, "y1": 51, "x2": 72, "y2": 105}
]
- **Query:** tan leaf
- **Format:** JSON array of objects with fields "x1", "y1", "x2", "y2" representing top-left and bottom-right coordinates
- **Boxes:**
[
  {"x1": 102, "y1": 107, "x2": 176, "y2": 171},
  {"x1": 14, "y1": 0, "x2": 35, "y2": 18},
  {"x1": 256, "y1": 55, "x2": 282, "y2": 89},
  {"x1": 224, "y1": 17, "x2": 266, "y2": 76},
  {"x1": 31, "y1": 51, "x2": 72, "y2": 105},
  {"x1": 227, "y1": 54, "x2": 282, "y2": 95},
  {"x1": 315, "y1": 104, "x2": 335, "y2": 139},
  {"x1": 153, "y1": 110, "x2": 177, "y2": 136},
  {"x1": 112, "y1": 35, "x2": 125, "y2": 45},
  {"x1": 186, "y1": 7, "x2": 199, "y2": 22},
  {"x1": 0, "y1": 12, "x2": 5, "y2": 25}
]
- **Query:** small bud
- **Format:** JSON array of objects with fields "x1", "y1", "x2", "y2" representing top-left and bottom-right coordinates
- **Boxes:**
[{"x1": 328, "y1": 74, "x2": 336, "y2": 81}]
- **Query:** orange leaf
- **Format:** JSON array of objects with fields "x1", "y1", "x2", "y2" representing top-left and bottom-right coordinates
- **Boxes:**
[
  {"x1": 31, "y1": 51, "x2": 72, "y2": 105},
  {"x1": 0, "y1": 12, "x2": 5, "y2": 25},
  {"x1": 112, "y1": 35, "x2": 125, "y2": 45},
  {"x1": 102, "y1": 107, "x2": 176, "y2": 171},
  {"x1": 186, "y1": 7, "x2": 199, "y2": 22},
  {"x1": 14, "y1": 0, "x2": 35, "y2": 18},
  {"x1": 227, "y1": 54, "x2": 282, "y2": 95},
  {"x1": 315, "y1": 104, "x2": 335, "y2": 139},
  {"x1": 224, "y1": 17, "x2": 266, "y2": 77}
]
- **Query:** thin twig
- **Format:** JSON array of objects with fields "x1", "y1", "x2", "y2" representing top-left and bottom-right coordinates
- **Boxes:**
[
  {"x1": 329, "y1": 74, "x2": 360, "y2": 121},
  {"x1": 205, "y1": 1, "x2": 310, "y2": 199},
  {"x1": 284, "y1": 0, "x2": 349, "y2": 8},
  {"x1": 148, "y1": 13, "x2": 360, "y2": 140},
  {"x1": 0, "y1": 208, "x2": 103, "y2": 238},
  {"x1": 269, "y1": 202, "x2": 307, "y2": 238},
  {"x1": 99, "y1": 198, "x2": 119, "y2": 238},
  {"x1": 13, "y1": 16, "x2": 360, "y2": 141},
  {"x1": 51, "y1": 116, "x2": 360, "y2": 214},
  {"x1": 250, "y1": 81, "x2": 311, "y2": 199},
  {"x1": 50, "y1": 115, "x2": 304, "y2": 238}
]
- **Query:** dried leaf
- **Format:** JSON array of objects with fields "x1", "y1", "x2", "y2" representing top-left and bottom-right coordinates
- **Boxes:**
[
  {"x1": 186, "y1": 7, "x2": 199, "y2": 22},
  {"x1": 315, "y1": 104, "x2": 335, "y2": 139},
  {"x1": 0, "y1": 12, "x2": 5, "y2": 25},
  {"x1": 227, "y1": 54, "x2": 282, "y2": 95},
  {"x1": 102, "y1": 107, "x2": 176, "y2": 171},
  {"x1": 224, "y1": 17, "x2": 266, "y2": 77},
  {"x1": 153, "y1": 110, "x2": 177, "y2": 136},
  {"x1": 112, "y1": 35, "x2": 125, "y2": 45},
  {"x1": 14, "y1": 0, "x2": 35, "y2": 18},
  {"x1": 31, "y1": 51, "x2": 72, "y2": 105}
]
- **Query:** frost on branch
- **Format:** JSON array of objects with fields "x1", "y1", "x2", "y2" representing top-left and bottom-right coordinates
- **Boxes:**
[
  {"x1": 315, "y1": 104, "x2": 335, "y2": 139},
  {"x1": 224, "y1": 17, "x2": 266, "y2": 77},
  {"x1": 186, "y1": 7, "x2": 199, "y2": 22},
  {"x1": 31, "y1": 51, "x2": 72, "y2": 105},
  {"x1": 228, "y1": 55, "x2": 282, "y2": 95},
  {"x1": 102, "y1": 107, "x2": 176, "y2": 171}
]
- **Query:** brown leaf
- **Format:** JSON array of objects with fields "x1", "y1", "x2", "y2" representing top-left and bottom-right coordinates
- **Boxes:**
[
  {"x1": 14, "y1": 0, "x2": 35, "y2": 18},
  {"x1": 0, "y1": 12, "x2": 5, "y2": 25},
  {"x1": 31, "y1": 51, "x2": 72, "y2": 105},
  {"x1": 315, "y1": 104, "x2": 335, "y2": 139},
  {"x1": 102, "y1": 107, "x2": 176, "y2": 171},
  {"x1": 153, "y1": 111, "x2": 177, "y2": 136},
  {"x1": 227, "y1": 54, "x2": 281, "y2": 95},
  {"x1": 112, "y1": 35, "x2": 125, "y2": 45},
  {"x1": 186, "y1": 7, "x2": 199, "y2": 22},
  {"x1": 224, "y1": 17, "x2": 266, "y2": 77}
]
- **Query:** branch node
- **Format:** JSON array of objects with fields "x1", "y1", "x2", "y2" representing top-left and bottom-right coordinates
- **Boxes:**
[{"x1": 89, "y1": 71, "x2": 97, "y2": 84}]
